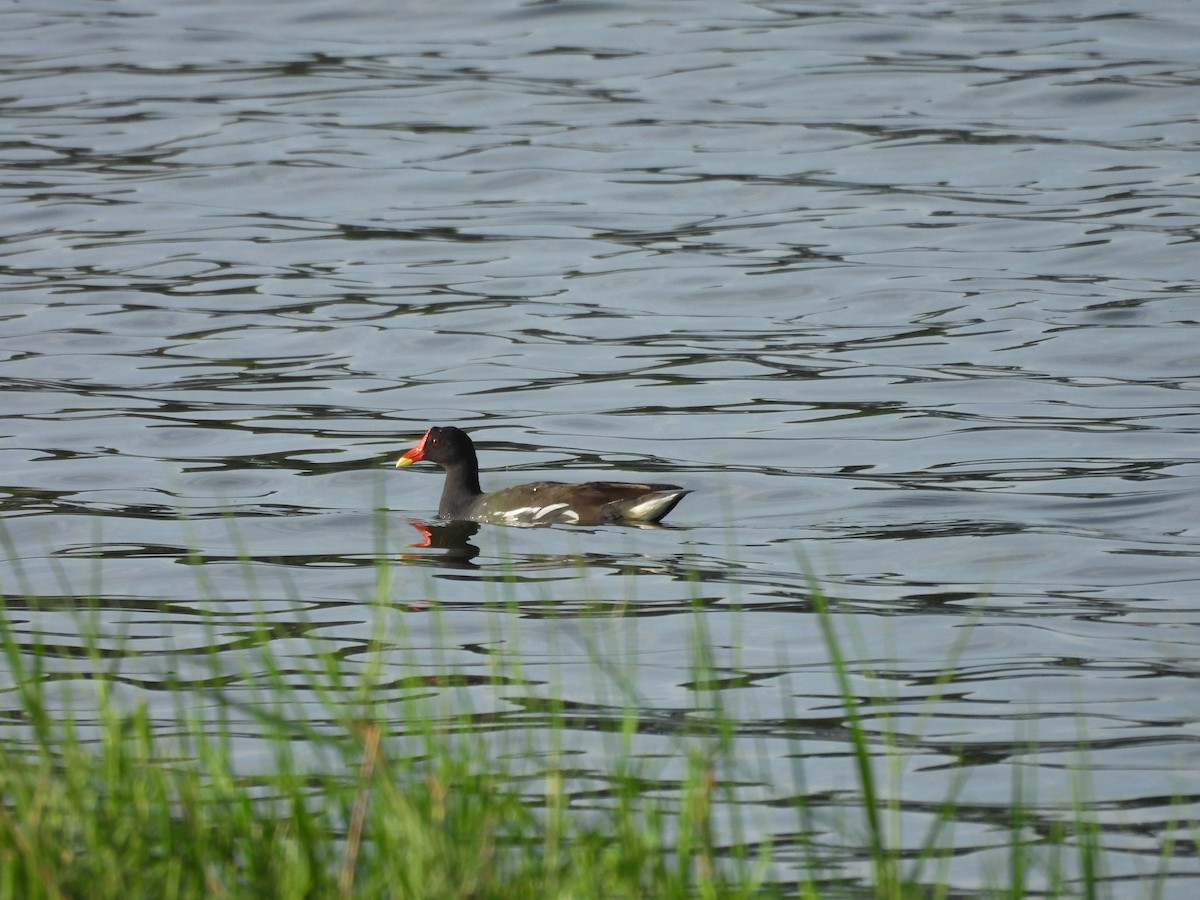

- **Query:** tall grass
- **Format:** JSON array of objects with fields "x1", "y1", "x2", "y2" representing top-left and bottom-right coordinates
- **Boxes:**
[
  {"x1": 0, "y1": 554, "x2": 1183, "y2": 898},
  {"x1": 0, "y1": 573, "x2": 773, "y2": 899}
]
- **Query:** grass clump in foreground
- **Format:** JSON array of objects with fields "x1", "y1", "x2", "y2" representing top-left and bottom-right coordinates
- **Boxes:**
[
  {"x1": 0, "y1": 584, "x2": 774, "y2": 900},
  {"x1": 0, "y1": 580, "x2": 1179, "y2": 900}
]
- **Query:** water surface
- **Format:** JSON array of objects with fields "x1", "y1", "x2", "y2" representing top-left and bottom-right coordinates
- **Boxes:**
[{"x1": 3, "y1": 0, "x2": 1200, "y2": 894}]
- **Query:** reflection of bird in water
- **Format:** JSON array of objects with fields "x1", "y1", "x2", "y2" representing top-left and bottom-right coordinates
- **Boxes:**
[{"x1": 398, "y1": 519, "x2": 481, "y2": 570}]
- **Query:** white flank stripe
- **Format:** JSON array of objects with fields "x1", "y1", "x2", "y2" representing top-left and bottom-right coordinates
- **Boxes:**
[
  {"x1": 499, "y1": 503, "x2": 572, "y2": 525},
  {"x1": 500, "y1": 506, "x2": 539, "y2": 524},
  {"x1": 533, "y1": 502, "x2": 569, "y2": 520}
]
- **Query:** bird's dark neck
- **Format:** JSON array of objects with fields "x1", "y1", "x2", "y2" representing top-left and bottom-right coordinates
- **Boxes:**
[{"x1": 438, "y1": 455, "x2": 483, "y2": 518}]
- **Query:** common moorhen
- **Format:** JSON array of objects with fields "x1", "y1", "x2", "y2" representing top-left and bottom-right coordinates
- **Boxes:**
[{"x1": 395, "y1": 426, "x2": 690, "y2": 526}]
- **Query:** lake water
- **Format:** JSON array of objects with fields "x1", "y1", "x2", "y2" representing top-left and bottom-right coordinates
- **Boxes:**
[{"x1": 3, "y1": 0, "x2": 1199, "y2": 894}]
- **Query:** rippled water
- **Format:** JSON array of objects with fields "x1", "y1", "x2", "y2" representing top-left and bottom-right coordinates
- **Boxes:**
[{"x1": 4, "y1": 0, "x2": 1200, "y2": 894}]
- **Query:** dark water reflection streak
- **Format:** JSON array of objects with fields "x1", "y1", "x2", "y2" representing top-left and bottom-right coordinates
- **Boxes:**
[{"x1": 3, "y1": 0, "x2": 1200, "y2": 893}]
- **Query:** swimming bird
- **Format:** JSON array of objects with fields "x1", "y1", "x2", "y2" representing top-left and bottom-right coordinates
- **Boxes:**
[{"x1": 395, "y1": 425, "x2": 690, "y2": 526}]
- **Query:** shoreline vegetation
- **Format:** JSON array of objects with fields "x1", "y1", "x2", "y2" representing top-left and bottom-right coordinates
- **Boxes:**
[{"x1": 0, "y1": 566, "x2": 1182, "y2": 899}]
